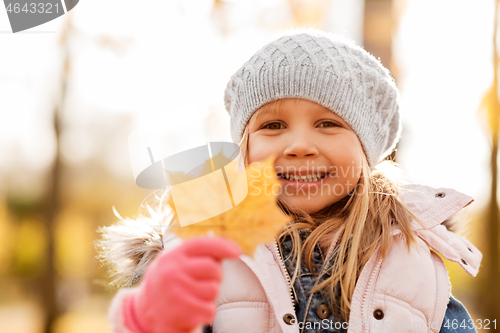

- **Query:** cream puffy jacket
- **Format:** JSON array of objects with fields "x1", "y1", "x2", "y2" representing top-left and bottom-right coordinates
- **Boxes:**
[{"x1": 108, "y1": 183, "x2": 482, "y2": 333}]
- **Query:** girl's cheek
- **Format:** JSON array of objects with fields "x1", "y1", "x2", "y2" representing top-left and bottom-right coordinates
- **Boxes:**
[
  {"x1": 248, "y1": 137, "x2": 273, "y2": 164},
  {"x1": 247, "y1": 137, "x2": 257, "y2": 164}
]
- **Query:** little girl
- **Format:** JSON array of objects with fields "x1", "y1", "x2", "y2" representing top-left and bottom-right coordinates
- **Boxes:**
[{"x1": 98, "y1": 29, "x2": 483, "y2": 333}]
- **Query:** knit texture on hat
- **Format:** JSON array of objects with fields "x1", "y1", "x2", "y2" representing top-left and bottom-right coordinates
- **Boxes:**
[{"x1": 223, "y1": 28, "x2": 402, "y2": 168}]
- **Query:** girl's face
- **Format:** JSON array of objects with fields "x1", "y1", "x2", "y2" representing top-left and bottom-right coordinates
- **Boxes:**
[{"x1": 247, "y1": 98, "x2": 365, "y2": 214}]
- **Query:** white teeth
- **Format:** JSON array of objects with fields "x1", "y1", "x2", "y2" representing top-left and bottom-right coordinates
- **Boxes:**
[{"x1": 280, "y1": 173, "x2": 326, "y2": 182}]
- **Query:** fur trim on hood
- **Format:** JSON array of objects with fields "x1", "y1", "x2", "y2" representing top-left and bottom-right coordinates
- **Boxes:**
[{"x1": 95, "y1": 206, "x2": 178, "y2": 289}]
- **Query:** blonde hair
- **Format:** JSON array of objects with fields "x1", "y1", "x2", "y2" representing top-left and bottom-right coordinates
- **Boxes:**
[{"x1": 240, "y1": 99, "x2": 429, "y2": 321}]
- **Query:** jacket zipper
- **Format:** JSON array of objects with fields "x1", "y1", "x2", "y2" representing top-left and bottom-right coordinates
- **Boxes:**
[
  {"x1": 269, "y1": 239, "x2": 296, "y2": 313},
  {"x1": 361, "y1": 252, "x2": 383, "y2": 322}
]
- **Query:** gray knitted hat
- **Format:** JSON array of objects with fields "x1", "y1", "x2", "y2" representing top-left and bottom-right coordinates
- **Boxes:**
[{"x1": 223, "y1": 28, "x2": 402, "y2": 168}]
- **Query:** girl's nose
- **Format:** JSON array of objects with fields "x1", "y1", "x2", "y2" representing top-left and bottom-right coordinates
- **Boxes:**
[{"x1": 283, "y1": 135, "x2": 319, "y2": 158}]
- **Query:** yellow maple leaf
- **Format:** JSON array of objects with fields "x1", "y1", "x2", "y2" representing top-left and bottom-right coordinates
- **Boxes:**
[{"x1": 167, "y1": 154, "x2": 292, "y2": 256}]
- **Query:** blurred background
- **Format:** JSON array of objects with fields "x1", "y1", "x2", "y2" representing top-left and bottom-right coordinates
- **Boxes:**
[{"x1": 1, "y1": 0, "x2": 499, "y2": 332}]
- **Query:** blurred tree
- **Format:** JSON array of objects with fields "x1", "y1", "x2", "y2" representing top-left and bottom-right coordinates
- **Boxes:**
[
  {"x1": 39, "y1": 11, "x2": 133, "y2": 333},
  {"x1": 476, "y1": 0, "x2": 500, "y2": 320},
  {"x1": 40, "y1": 12, "x2": 74, "y2": 333},
  {"x1": 363, "y1": 0, "x2": 400, "y2": 163},
  {"x1": 288, "y1": 0, "x2": 327, "y2": 28},
  {"x1": 363, "y1": 0, "x2": 393, "y2": 71},
  {"x1": 212, "y1": 0, "x2": 229, "y2": 36}
]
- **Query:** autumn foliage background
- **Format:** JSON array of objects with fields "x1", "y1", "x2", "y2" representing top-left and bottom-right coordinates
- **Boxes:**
[{"x1": 1, "y1": 1, "x2": 500, "y2": 332}]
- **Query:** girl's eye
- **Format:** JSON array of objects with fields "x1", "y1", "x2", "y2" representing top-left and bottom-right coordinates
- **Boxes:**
[
  {"x1": 261, "y1": 122, "x2": 285, "y2": 130},
  {"x1": 319, "y1": 121, "x2": 340, "y2": 128}
]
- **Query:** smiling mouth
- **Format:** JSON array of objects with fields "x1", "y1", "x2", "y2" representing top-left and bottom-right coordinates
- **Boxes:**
[{"x1": 277, "y1": 172, "x2": 330, "y2": 182}]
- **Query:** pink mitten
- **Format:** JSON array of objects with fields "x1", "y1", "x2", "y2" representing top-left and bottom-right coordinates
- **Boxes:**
[{"x1": 124, "y1": 236, "x2": 241, "y2": 333}]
